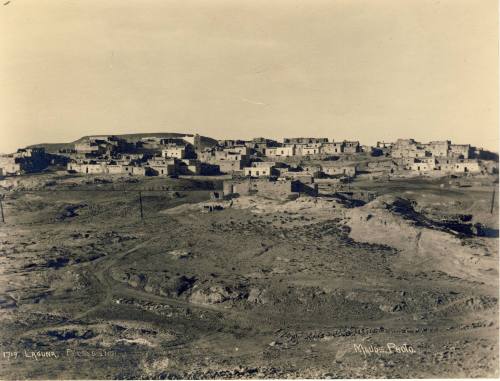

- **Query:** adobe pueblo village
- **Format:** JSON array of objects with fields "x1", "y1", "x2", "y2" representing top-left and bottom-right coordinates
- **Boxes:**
[{"x1": 0, "y1": 133, "x2": 498, "y2": 378}]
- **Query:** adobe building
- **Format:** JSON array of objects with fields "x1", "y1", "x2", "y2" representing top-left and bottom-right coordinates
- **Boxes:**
[
  {"x1": 75, "y1": 135, "x2": 131, "y2": 156},
  {"x1": 161, "y1": 143, "x2": 196, "y2": 159},
  {"x1": 223, "y1": 145, "x2": 251, "y2": 155},
  {"x1": 424, "y1": 141, "x2": 450, "y2": 157},
  {"x1": 178, "y1": 159, "x2": 202, "y2": 175},
  {"x1": 319, "y1": 140, "x2": 360, "y2": 155},
  {"x1": 0, "y1": 148, "x2": 48, "y2": 175},
  {"x1": 343, "y1": 141, "x2": 361, "y2": 154},
  {"x1": 449, "y1": 144, "x2": 472, "y2": 159},
  {"x1": 391, "y1": 138, "x2": 474, "y2": 160},
  {"x1": 283, "y1": 137, "x2": 329, "y2": 144},
  {"x1": 321, "y1": 163, "x2": 357, "y2": 177},
  {"x1": 402, "y1": 157, "x2": 481, "y2": 175},
  {"x1": 278, "y1": 170, "x2": 315, "y2": 184},
  {"x1": 147, "y1": 157, "x2": 178, "y2": 176},
  {"x1": 321, "y1": 142, "x2": 345, "y2": 155},
  {"x1": 243, "y1": 162, "x2": 277, "y2": 177},
  {"x1": 265, "y1": 146, "x2": 296, "y2": 157},
  {"x1": 245, "y1": 137, "x2": 279, "y2": 155},
  {"x1": 0, "y1": 156, "x2": 22, "y2": 175},
  {"x1": 376, "y1": 141, "x2": 394, "y2": 149},
  {"x1": 217, "y1": 139, "x2": 247, "y2": 148},
  {"x1": 198, "y1": 150, "x2": 250, "y2": 174},
  {"x1": 222, "y1": 178, "x2": 318, "y2": 199},
  {"x1": 301, "y1": 165, "x2": 322, "y2": 176},
  {"x1": 302, "y1": 146, "x2": 321, "y2": 156}
]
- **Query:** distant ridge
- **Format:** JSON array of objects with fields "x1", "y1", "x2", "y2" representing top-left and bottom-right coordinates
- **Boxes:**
[{"x1": 27, "y1": 132, "x2": 218, "y2": 153}]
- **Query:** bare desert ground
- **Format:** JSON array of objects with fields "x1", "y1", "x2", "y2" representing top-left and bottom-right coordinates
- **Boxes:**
[{"x1": 0, "y1": 173, "x2": 498, "y2": 378}]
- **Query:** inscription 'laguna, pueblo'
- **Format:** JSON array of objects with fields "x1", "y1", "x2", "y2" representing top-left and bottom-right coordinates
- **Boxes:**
[{"x1": 354, "y1": 343, "x2": 416, "y2": 356}]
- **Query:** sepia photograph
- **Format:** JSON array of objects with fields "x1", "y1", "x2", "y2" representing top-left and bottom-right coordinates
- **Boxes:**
[{"x1": 0, "y1": 0, "x2": 498, "y2": 379}]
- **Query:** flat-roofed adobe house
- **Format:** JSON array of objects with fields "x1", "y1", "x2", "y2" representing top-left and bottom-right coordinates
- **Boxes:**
[
  {"x1": 343, "y1": 141, "x2": 361, "y2": 154},
  {"x1": 321, "y1": 142, "x2": 344, "y2": 154},
  {"x1": 302, "y1": 146, "x2": 320, "y2": 155},
  {"x1": 283, "y1": 137, "x2": 328, "y2": 144},
  {"x1": 162, "y1": 146, "x2": 186, "y2": 159},
  {"x1": 265, "y1": 146, "x2": 295, "y2": 157},
  {"x1": 321, "y1": 164, "x2": 357, "y2": 177}
]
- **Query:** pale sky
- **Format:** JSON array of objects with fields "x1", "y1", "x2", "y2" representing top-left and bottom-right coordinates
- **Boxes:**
[{"x1": 0, "y1": 0, "x2": 498, "y2": 153}]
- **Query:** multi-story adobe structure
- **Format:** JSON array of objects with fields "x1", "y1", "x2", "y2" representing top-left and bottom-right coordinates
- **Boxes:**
[
  {"x1": 320, "y1": 141, "x2": 360, "y2": 155},
  {"x1": 0, "y1": 155, "x2": 24, "y2": 175},
  {"x1": 223, "y1": 145, "x2": 251, "y2": 155},
  {"x1": 161, "y1": 143, "x2": 196, "y2": 159},
  {"x1": 391, "y1": 139, "x2": 473, "y2": 160},
  {"x1": 223, "y1": 177, "x2": 318, "y2": 198},
  {"x1": 243, "y1": 162, "x2": 277, "y2": 177},
  {"x1": 74, "y1": 135, "x2": 131, "y2": 156},
  {"x1": 245, "y1": 137, "x2": 279, "y2": 155},
  {"x1": 265, "y1": 146, "x2": 296, "y2": 157},
  {"x1": 407, "y1": 158, "x2": 437, "y2": 172},
  {"x1": 407, "y1": 157, "x2": 481, "y2": 174},
  {"x1": 321, "y1": 163, "x2": 357, "y2": 177},
  {"x1": 423, "y1": 141, "x2": 449, "y2": 157},
  {"x1": 300, "y1": 165, "x2": 322, "y2": 176},
  {"x1": 391, "y1": 139, "x2": 428, "y2": 158},
  {"x1": 302, "y1": 146, "x2": 321, "y2": 155},
  {"x1": 146, "y1": 157, "x2": 178, "y2": 176},
  {"x1": 343, "y1": 141, "x2": 361, "y2": 154},
  {"x1": 179, "y1": 159, "x2": 202, "y2": 175},
  {"x1": 138, "y1": 137, "x2": 184, "y2": 150},
  {"x1": 0, "y1": 148, "x2": 48, "y2": 175},
  {"x1": 162, "y1": 146, "x2": 186, "y2": 159},
  {"x1": 217, "y1": 139, "x2": 247, "y2": 148},
  {"x1": 67, "y1": 154, "x2": 202, "y2": 177},
  {"x1": 449, "y1": 144, "x2": 472, "y2": 159},
  {"x1": 320, "y1": 142, "x2": 345, "y2": 155},
  {"x1": 114, "y1": 153, "x2": 145, "y2": 165},
  {"x1": 283, "y1": 137, "x2": 328, "y2": 144},
  {"x1": 283, "y1": 142, "x2": 323, "y2": 156},
  {"x1": 197, "y1": 149, "x2": 249, "y2": 174},
  {"x1": 67, "y1": 160, "x2": 126, "y2": 175},
  {"x1": 376, "y1": 141, "x2": 394, "y2": 149}
]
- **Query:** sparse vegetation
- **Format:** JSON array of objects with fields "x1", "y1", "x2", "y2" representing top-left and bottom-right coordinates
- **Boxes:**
[{"x1": 0, "y1": 172, "x2": 497, "y2": 378}]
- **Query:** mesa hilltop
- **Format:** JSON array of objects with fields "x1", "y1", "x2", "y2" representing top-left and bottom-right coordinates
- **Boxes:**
[{"x1": 0, "y1": 134, "x2": 497, "y2": 195}]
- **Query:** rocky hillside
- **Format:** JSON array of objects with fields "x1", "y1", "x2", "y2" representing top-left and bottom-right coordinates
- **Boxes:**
[{"x1": 27, "y1": 132, "x2": 218, "y2": 153}]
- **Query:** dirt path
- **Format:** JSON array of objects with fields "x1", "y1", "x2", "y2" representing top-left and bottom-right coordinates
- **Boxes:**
[
  {"x1": 74, "y1": 233, "x2": 235, "y2": 321},
  {"x1": 74, "y1": 237, "x2": 156, "y2": 320}
]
